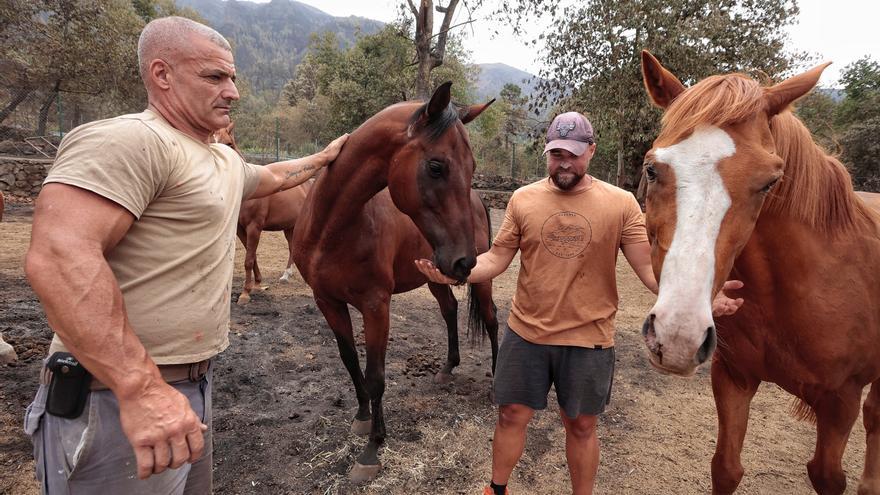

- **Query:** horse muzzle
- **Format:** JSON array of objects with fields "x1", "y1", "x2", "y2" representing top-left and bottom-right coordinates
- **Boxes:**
[
  {"x1": 642, "y1": 313, "x2": 716, "y2": 376},
  {"x1": 433, "y1": 251, "x2": 476, "y2": 283}
]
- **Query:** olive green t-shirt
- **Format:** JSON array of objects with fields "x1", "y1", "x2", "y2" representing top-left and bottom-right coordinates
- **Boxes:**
[
  {"x1": 44, "y1": 109, "x2": 261, "y2": 364},
  {"x1": 493, "y1": 177, "x2": 648, "y2": 348}
]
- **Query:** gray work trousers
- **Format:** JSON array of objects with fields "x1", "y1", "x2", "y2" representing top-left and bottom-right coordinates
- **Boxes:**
[{"x1": 24, "y1": 365, "x2": 213, "y2": 495}]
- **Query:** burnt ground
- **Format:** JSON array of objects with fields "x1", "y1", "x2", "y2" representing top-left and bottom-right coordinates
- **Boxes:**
[{"x1": 0, "y1": 203, "x2": 870, "y2": 494}]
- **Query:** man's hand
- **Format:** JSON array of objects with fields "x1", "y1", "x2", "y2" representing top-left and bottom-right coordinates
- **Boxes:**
[
  {"x1": 117, "y1": 381, "x2": 207, "y2": 479},
  {"x1": 712, "y1": 280, "x2": 745, "y2": 317},
  {"x1": 319, "y1": 133, "x2": 349, "y2": 165},
  {"x1": 414, "y1": 259, "x2": 458, "y2": 285}
]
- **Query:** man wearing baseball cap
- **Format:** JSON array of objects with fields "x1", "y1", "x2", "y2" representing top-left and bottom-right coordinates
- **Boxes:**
[{"x1": 416, "y1": 110, "x2": 743, "y2": 494}]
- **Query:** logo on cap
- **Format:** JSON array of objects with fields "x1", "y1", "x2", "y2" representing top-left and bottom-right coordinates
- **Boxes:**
[{"x1": 556, "y1": 122, "x2": 576, "y2": 138}]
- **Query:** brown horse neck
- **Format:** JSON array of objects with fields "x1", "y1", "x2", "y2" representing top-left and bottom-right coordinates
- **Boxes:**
[{"x1": 306, "y1": 106, "x2": 415, "y2": 228}]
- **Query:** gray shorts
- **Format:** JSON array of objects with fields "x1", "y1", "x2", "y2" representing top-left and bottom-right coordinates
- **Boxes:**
[
  {"x1": 492, "y1": 326, "x2": 615, "y2": 418},
  {"x1": 23, "y1": 364, "x2": 213, "y2": 495}
]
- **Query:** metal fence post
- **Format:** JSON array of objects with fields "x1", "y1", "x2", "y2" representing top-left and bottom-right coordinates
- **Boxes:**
[
  {"x1": 57, "y1": 92, "x2": 63, "y2": 138},
  {"x1": 275, "y1": 118, "x2": 280, "y2": 161}
]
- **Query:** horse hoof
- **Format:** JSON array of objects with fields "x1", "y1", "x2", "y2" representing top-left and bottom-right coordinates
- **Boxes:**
[
  {"x1": 0, "y1": 343, "x2": 17, "y2": 364},
  {"x1": 349, "y1": 462, "x2": 381, "y2": 484},
  {"x1": 279, "y1": 276, "x2": 290, "y2": 284},
  {"x1": 236, "y1": 293, "x2": 250, "y2": 305},
  {"x1": 433, "y1": 371, "x2": 454, "y2": 384},
  {"x1": 351, "y1": 418, "x2": 372, "y2": 436},
  {"x1": 258, "y1": 285, "x2": 269, "y2": 291}
]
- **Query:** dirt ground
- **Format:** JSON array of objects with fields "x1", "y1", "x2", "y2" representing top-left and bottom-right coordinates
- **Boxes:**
[{"x1": 0, "y1": 202, "x2": 869, "y2": 494}]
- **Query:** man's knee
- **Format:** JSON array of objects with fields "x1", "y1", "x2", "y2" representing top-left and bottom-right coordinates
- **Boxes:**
[
  {"x1": 563, "y1": 414, "x2": 598, "y2": 440},
  {"x1": 498, "y1": 404, "x2": 533, "y2": 429}
]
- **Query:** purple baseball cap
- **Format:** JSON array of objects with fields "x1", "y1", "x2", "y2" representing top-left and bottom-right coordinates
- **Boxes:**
[{"x1": 544, "y1": 111, "x2": 594, "y2": 156}]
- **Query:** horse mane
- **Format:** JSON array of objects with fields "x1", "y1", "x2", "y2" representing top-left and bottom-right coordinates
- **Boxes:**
[
  {"x1": 407, "y1": 102, "x2": 461, "y2": 141},
  {"x1": 764, "y1": 112, "x2": 876, "y2": 234},
  {"x1": 659, "y1": 73, "x2": 876, "y2": 236},
  {"x1": 658, "y1": 74, "x2": 765, "y2": 143}
]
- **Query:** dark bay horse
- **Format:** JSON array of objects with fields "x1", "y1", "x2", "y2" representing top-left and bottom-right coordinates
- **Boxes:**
[
  {"x1": 640, "y1": 50, "x2": 880, "y2": 494},
  {"x1": 292, "y1": 82, "x2": 497, "y2": 482},
  {"x1": 212, "y1": 123, "x2": 312, "y2": 304}
]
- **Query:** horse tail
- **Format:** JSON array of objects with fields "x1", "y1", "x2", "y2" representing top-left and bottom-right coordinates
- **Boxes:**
[
  {"x1": 466, "y1": 196, "x2": 495, "y2": 347},
  {"x1": 789, "y1": 398, "x2": 817, "y2": 425}
]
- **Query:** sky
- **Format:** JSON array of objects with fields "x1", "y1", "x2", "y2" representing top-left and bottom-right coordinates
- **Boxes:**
[{"x1": 265, "y1": 0, "x2": 878, "y2": 87}]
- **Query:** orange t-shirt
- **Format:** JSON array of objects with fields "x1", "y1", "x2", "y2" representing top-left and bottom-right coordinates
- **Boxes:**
[{"x1": 493, "y1": 177, "x2": 648, "y2": 348}]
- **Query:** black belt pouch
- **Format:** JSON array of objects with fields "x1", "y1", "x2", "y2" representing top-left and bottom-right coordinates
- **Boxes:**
[{"x1": 45, "y1": 352, "x2": 93, "y2": 419}]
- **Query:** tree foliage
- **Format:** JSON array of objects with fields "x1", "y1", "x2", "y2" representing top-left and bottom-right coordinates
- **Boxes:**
[
  {"x1": 0, "y1": 0, "x2": 204, "y2": 134},
  {"x1": 492, "y1": 0, "x2": 801, "y2": 188},
  {"x1": 794, "y1": 56, "x2": 880, "y2": 191},
  {"x1": 277, "y1": 23, "x2": 476, "y2": 145}
]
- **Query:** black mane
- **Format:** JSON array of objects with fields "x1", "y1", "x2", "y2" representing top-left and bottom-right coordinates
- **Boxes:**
[{"x1": 407, "y1": 102, "x2": 461, "y2": 141}]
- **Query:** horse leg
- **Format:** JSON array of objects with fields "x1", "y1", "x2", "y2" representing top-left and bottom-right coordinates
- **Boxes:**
[
  {"x1": 314, "y1": 298, "x2": 371, "y2": 433},
  {"x1": 807, "y1": 386, "x2": 862, "y2": 495},
  {"x1": 428, "y1": 282, "x2": 459, "y2": 384},
  {"x1": 279, "y1": 229, "x2": 295, "y2": 283},
  {"x1": 0, "y1": 333, "x2": 17, "y2": 364},
  {"x1": 710, "y1": 358, "x2": 759, "y2": 495},
  {"x1": 860, "y1": 380, "x2": 880, "y2": 494},
  {"x1": 350, "y1": 294, "x2": 391, "y2": 483},
  {"x1": 236, "y1": 227, "x2": 252, "y2": 305},
  {"x1": 237, "y1": 226, "x2": 261, "y2": 305},
  {"x1": 250, "y1": 228, "x2": 264, "y2": 289}
]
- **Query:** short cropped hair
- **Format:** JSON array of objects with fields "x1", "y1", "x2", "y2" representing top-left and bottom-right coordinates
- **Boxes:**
[{"x1": 137, "y1": 16, "x2": 231, "y2": 79}]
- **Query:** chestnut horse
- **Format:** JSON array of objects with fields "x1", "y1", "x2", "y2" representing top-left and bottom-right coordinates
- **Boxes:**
[
  {"x1": 640, "y1": 51, "x2": 880, "y2": 494},
  {"x1": 292, "y1": 82, "x2": 497, "y2": 482},
  {"x1": 212, "y1": 123, "x2": 312, "y2": 304},
  {"x1": 0, "y1": 191, "x2": 15, "y2": 363}
]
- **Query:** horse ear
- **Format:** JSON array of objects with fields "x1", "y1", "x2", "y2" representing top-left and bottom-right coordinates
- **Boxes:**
[
  {"x1": 764, "y1": 62, "x2": 831, "y2": 116},
  {"x1": 641, "y1": 50, "x2": 686, "y2": 109},
  {"x1": 227, "y1": 121, "x2": 235, "y2": 134},
  {"x1": 426, "y1": 81, "x2": 453, "y2": 120},
  {"x1": 459, "y1": 99, "x2": 495, "y2": 124}
]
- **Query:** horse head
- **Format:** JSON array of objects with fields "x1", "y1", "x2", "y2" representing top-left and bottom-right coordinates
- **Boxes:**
[
  {"x1": 386, "y1": 82, "x2": 493, "y2": 282},
  {"x1": 213, "y1": 121, "x2": 240, "y2": 154},
  {"x1": 639, "y1": 50, "x2": 829, "y2": 376}
]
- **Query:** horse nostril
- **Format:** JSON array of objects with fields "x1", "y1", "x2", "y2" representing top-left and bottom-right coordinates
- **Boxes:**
[
  {"x1": 696, "y1": 326, "x2": 717, "y2": 364},
  {"x1": 642, "y1": 314, "x2": 656, "y2": 338},
  {"x1": 453, "y1": 256, "x2": 476, "y2": 274}
]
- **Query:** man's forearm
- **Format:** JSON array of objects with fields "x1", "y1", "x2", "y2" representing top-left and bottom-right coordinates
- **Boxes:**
[
  {"x1": 466, "y1": 248, "x2": 516, "y2": 284},
  {"x1": 26, "y1": 247, "x2": 162, "y2": 399},
  {"x1": 265, "y1": 153, "x2": 329, "y2": 192}
]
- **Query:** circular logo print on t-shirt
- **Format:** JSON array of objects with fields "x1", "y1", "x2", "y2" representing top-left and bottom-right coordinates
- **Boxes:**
[{"x1": 541, "y1": 211, "x2": 592, "y2": 258}]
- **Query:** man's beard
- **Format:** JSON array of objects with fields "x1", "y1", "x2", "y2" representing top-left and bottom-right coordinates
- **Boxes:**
[{"x1": 550, "y1": 169, "x2": 585, "y2": 190}]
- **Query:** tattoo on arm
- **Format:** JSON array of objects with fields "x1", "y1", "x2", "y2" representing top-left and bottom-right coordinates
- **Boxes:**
[{"x1": 275, "y1": 163, "x2": 318, "y2": 192}]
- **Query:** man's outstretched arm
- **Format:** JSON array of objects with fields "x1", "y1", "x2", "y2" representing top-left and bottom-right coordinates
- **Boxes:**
[
  {"x1": 415, "y1": 243, "x2": 518, "y2": 285},
  {"x1": 248, "y1": 133, "x2": 348, "y2": 199}
]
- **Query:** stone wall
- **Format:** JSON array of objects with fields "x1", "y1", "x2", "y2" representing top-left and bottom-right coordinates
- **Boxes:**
[{"x1": 0, "y1": 156, "x2": 53, "y2": 197}]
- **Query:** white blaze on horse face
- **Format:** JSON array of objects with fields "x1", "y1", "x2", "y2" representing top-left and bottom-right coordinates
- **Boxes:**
[{"x1": 650, "y1": 126, "x2": 735, "y2": 363}]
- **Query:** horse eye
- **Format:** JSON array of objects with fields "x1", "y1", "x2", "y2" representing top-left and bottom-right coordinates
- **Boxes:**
[
  {"x1": 427, "y1": 160, "x2": 444, "y2": 178},
  {"x1": 645, "y1": 164, "x2": 657, "y2": 182},
  {"x1": 760, "y1": 177, "x2": 780, "y2": 194}
]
